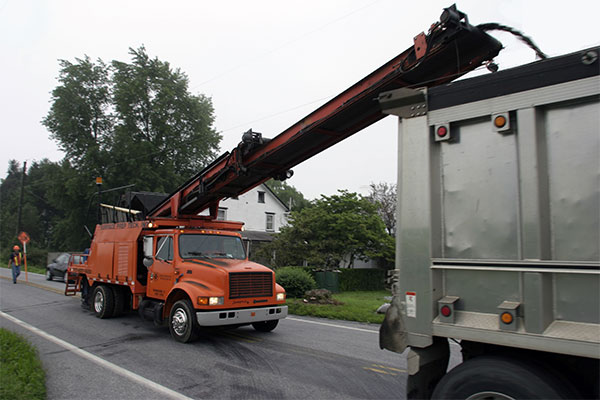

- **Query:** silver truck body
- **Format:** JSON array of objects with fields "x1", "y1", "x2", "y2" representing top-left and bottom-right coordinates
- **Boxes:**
[{"x1": 379, "y1": 47, "x2": 599, "y2": 398}]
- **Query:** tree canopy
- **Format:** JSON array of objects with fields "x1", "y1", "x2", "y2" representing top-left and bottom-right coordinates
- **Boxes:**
[
  {"x1": 366, "y1": 182, "x2": 396, "y2": 236},
  {"x1": 265, "y1": 179, "x2": 310, "y2": 211},
  {"x1": 1, "y1": 47, "x2": 221, "y2": 259},
  {"x1": 259, "y1": 190, "x2": 394, "y2": 269}
]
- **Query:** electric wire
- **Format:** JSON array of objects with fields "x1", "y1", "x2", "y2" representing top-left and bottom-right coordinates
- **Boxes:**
[{"x1": 191, "y1": 0, "x2": 382, "y2": 89}]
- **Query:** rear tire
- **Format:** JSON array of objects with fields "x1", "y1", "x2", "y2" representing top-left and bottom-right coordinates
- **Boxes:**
[
  {"x1": 252, "y1": 320, "x2": 279, "y2": 332},
  {"x1": 111, "y1": 286, "x2": 126, "y2": 317},
  {"x1": 92, "y1": 285, "x2": 115, "y2": 319},
  {"x1": 431, "y1": 355, "x2": 579, "y2": 400},
  {"x1": 169, "y1": 300, "x2": 199, "y2": 343}
]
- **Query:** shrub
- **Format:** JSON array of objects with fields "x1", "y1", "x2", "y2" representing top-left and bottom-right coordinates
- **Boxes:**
[
  {"x1": 339, "y1": 268, "x2": 386, "y2": 291},
  {"x1": 275, "y1": 267, "x2": 316, "y2": 298}
]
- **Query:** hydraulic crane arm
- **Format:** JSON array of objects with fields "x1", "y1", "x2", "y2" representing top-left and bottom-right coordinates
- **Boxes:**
[{"x1": 149, "y1": 5, "x2": 502, "y2": 220}]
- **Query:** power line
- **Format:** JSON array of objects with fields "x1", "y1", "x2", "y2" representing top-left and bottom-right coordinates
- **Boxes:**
[{"x1": 191, "y1": 0, "x2": 381, "y2": 89}]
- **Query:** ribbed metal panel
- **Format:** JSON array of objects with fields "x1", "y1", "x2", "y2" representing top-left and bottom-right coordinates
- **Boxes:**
[{"x1": 229, "y1": 272, "x2": 273, "y2": 299}]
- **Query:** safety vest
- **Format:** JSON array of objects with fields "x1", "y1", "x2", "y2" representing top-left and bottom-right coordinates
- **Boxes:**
[{"x1": 11, "y1": 252, "x2": 22, "y2": 266}]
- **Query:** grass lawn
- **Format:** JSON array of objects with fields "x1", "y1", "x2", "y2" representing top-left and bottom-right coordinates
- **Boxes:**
[
  {"x1": 1, "y1": 264, "x2": 45, "y2": 275},
  {"x1": 286, "y1": 290, "x2": 390, "y2": 324},
  {"x1": 0, "y1": 329, "x2": 46, "y2": 400}
]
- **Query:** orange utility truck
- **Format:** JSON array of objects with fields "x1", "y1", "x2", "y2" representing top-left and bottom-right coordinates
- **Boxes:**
[{"x1": 67, "y1": 217, "x2": 287, "y2": 343}]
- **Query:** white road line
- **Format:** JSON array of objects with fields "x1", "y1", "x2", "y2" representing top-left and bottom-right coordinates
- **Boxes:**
[
  {"x1": 286, "y1": 316, "x2": 379, "y2": 333},
  {"x1": 0, "y1": 311, "x2": 193, "y2": 400},
  {"x1": 285, "y1": 317, "x2": 461, "y2": 347}
]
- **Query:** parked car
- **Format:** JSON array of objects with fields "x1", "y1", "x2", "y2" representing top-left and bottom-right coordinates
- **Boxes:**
[{"x1": 46, "y1": 253, "x2": 70, "y2": 282}]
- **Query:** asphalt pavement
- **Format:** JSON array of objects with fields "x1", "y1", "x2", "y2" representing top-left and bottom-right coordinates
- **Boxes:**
[{"x1": 0, "y1": 268, "x2": 460, "y2": 399}]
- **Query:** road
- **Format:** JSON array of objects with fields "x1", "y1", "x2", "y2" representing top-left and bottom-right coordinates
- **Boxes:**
[{"x1": 0, "y1": 268, "x2": 420, "y2": 400}]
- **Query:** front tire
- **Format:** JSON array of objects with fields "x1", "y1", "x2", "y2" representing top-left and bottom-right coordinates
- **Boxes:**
[
  {"x1": 431, "y1": 355, "x2": 579, "y2": 400},
  {"x1": 252, "y1": 320, "x2": 279, "y2": 332},
  {"x1": 92, "y1": 285, "x2": 115, "y2": 319},
  {"x1": 46, "y1": 269, "x2": 53, "y2": 281},
  {"x1": 169, "y1": 300, "x2": 199, "y2": 343}
]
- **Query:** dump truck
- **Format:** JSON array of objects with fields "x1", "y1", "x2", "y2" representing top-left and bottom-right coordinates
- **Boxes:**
[{"x1": 379, "y1": 46, "x2": 600, "y2": 398}]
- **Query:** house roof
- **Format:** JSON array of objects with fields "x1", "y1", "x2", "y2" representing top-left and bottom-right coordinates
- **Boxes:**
[{"x1": 261, "y1": 182, "x2": 290, "y2": 212}]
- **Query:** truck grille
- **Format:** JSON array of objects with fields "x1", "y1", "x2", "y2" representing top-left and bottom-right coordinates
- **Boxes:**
[{"x1": 229, "y1": 272, "x2": 273, "y2": 299}]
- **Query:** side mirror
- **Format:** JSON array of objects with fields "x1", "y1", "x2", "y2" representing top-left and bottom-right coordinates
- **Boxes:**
[
  {"x1": 143, "y1": 257, "x2": 154, "y2": 268},
  {"x1": 142, "y1": 236, "x2": 154, "y2": 267}
]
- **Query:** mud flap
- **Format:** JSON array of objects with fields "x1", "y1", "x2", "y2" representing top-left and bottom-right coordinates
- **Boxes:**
[{"x1": 379, "y1": 295, "x2": 408, "y2": 353}]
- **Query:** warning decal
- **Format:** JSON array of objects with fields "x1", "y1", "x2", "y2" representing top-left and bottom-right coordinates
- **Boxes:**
[{"x1": 406, "y1": 291, "x2": 416, "y2": 318}]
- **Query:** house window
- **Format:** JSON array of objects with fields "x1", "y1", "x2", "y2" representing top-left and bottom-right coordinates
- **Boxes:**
[
  {"x1": 258, "y1": 191, "x2": 265, "y2": 204},
  {"x1": 217, "y1": 207, "x2": 227, "y2": 221},
  {"x1": 266, "y1": 213, "x2": 275, "y2": 231}
]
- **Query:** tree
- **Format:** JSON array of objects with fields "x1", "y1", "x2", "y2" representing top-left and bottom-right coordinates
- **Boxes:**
[
  {"x1": 110, "y1": 47, "x2": 221, "y2": 191},
  {"x1": 366, "y1": 182, "x2": 396, "y2": 236},
  {"x1": 42, "y1": 56, "x2": 113, "y2": 174},
  {"x1": 43, "y1": 46, "x2": 221, "y2": 193},
  {"x1": 261, "y1": 190, "x2": 394, "y2": 268},
  {"x1": 265, "y1": 179, "x2": 310, "y2": 211}
]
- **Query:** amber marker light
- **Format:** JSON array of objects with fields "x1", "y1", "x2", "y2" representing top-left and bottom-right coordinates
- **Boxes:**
[
  {"x1": 501, "y1": 312, "x2": 514, "y2": 324},
  {"x1": 494, "y1": 115, "x2": 507, "y2": 129}
]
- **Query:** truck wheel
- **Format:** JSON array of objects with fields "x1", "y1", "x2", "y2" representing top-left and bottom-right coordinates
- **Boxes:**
[
  {"x1": 111, "y1": 286, "x2": 126, "y2": 317},
  {"x1": 431, "y1": 355, "x2": 579, "y2": 400},
  {"x1": 46, "y1": 269, "x2": 53, "y2": 281},
  {"x1": 252, "y1": 320, "x2": 278, "y2": 332},
  {"x1": 92, "y1": 285, "x2": 115, "y2": 319},
  {"x1": 169, "y1": 300, "x2": 199, "y2": 343}
]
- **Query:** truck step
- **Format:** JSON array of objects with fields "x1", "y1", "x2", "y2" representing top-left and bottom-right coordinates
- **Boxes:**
[{"x1": 64, "y1": 270, "x2": 82, "y2": 296}]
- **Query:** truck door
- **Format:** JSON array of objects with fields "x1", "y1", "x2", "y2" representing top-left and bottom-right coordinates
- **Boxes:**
[{"x1": 147, "y1": 235, "x2": 175, "y2": 300}]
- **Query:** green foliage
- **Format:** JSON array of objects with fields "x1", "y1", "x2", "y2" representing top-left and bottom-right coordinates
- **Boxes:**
[
  {"x1": 286, "y1": 291, "x2": 389, "y2": 324},
  {"x1": 261, "y1": 190, "x2": 394, "y2": 268},
  {"x1": 1, "y1": 46, "x2": 221, "y2": 253},
  {"x1": 0, "y1": 329, "x2": 46, "y2": 400},
  {"x1": 265, "y1": 179, "x2": 310, "y2": 211},
  {"x1": 275, "y1": 267, "x2": 316, "y2": 298},
  {"x1": 339, "y1": 268, "x2": 386, "y2": 291}
]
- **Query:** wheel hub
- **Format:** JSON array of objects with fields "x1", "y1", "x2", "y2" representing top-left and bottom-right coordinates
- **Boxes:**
[
  {"x1": 94, "y1": 291, "x2": 104, "y2": 313},
  {"x1": 171, "y1": 308, "x2": 188, "y2": 336}
]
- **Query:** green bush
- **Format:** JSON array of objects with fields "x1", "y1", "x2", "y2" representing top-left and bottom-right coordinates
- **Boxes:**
[
  {"x1": 339, "y1": 268, "x2": 386, "y2": 291},
  {"x1": 275, "y1": 267, "x2": 316, "y2": 298},
  {"x1": 0, "y1": 328, "x2": 46, "y2": 400}
]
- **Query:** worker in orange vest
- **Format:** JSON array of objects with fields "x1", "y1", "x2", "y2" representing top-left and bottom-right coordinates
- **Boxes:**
[{"x1": 8, "y1": 245, "x2": 22, "y2": 284}]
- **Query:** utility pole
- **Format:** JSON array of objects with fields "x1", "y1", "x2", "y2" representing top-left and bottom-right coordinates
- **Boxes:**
[
  {"x1": 16, "y1": 161, "x2": 27, "y2": 235},
  {"x1": 96, "y1": 177, "x2": 103, "y2": 224}
]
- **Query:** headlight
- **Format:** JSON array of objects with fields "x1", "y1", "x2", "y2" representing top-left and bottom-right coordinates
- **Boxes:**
[
  {"x1": 198, "y1": 296, "x2": 224, "y2": 306},
  {"x1": 276, "y1": 293, "x2": 285, "y2": 301},
  {"x1": 209, "y1": 296, "x2": 224, "y2": 306}
]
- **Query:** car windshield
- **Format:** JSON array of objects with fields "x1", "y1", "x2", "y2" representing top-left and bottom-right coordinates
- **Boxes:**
[
  {"x1": 56, "y1": 254, "x2": 70, "y2": 264},
  {"x1": 179, "y1": 234, "x2": 246, "y2": 260}
]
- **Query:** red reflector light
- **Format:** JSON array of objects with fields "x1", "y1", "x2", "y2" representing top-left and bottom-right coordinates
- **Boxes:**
[
  {"x1": 437, "y1": 126, "x2": 448, "y2": 137},
  {"x1": 440, "y1": 305, "x2": 452, "y2": 317}
]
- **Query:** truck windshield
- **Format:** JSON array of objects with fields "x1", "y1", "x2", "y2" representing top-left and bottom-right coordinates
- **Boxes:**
[{"x1": 179, "y1": 234, "x2": 246, "y2": 260}]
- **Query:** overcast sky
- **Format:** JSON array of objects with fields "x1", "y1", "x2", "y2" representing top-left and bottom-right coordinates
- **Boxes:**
[{"x1": 1, "y1": 0, "x2": 598, "y2": 200}]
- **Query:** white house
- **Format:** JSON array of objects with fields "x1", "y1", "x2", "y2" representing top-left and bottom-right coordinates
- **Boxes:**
[{"x1": 216, "y1": 183, "x2": 289, "y2": 233}]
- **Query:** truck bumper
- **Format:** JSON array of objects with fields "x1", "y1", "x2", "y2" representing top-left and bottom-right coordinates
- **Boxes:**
[{"x1": 196, "y1": 305, "x2": 288, "y2": 327}]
